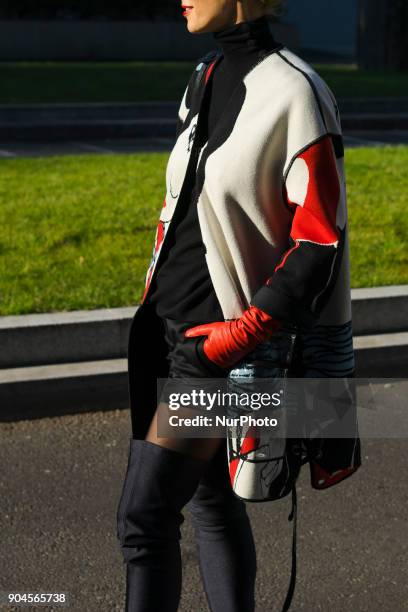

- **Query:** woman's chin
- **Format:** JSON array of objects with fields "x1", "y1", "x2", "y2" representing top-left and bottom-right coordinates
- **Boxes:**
[
  {"x1": 186, "y1": 23, "x2": 203, "y2": 33},
  {"x1": 186, "y1": 18, "x2": 211, "y2": 34}
]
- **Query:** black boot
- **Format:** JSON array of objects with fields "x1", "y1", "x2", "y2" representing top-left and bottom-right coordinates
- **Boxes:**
[{"x1": 117, "y1": 438, "x2": 208, "y2": 612}]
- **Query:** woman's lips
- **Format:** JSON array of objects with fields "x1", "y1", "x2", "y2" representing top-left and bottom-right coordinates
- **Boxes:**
[{"x1": 181, "y1": 5, "x2": 193, "y2": 16}]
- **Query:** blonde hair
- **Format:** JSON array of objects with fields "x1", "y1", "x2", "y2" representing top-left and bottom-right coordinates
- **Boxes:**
[{"x1": 261, "y1": 0, "x2": 284, "y2": 17}]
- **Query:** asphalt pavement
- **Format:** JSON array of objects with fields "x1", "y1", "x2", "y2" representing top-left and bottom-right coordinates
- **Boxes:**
[
  {"x1": 1, "y1": 131, "x2": 408, "y2": 159},
  {"x1": 1, "y1": 386, "x2": 407, "y2": 612}
]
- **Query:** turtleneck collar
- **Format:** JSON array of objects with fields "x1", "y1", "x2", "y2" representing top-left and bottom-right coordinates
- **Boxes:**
[{"x1": 213, "y1": 15, "x2": 279, "y2": 65}]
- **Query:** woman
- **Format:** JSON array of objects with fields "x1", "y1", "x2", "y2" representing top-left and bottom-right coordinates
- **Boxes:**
[{"x1": 116, "y1": 1, "x2": 361, "y2": 611}]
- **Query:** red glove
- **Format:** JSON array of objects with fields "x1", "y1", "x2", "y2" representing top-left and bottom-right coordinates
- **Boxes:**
[{"x1": 185, "y1": 305, "x2": 283, "y2": 369}]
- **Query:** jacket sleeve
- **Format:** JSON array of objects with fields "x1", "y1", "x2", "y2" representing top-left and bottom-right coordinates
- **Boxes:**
[{"x1": 251, "y1": 132, "x2": 346, "y2": 329}]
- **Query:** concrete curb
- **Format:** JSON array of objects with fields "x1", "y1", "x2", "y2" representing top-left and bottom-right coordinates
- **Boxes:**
[
  {"x1": 1, "y1": 98, "x2": 407, "y2": 117},
  {"x1": 0, "y1": 118, "x2": 178, "y2": 142},
  {"x1": 0, "y1": 285, "x2": 407, "y2": 420},
  {"x1": 0, "y1": 102, "x2": 179, "y2": 120},
  {"x1": 0, "y1": 359, "x2": 128, "y2": 422},
  {"x1": 354, "y1": 331, "x2": 408, "y2": 377},
  {"x1": 1, "y1": 101, "x2": 408, "y2": 141},
  {"x1": 1, "y1": 116, "x2": 407, "y2": 142},
  {"x1": 0, "y1": 102, "x2": 179, "y2": 142},
  {"x1": 341, "y1": 113, "x2": 408, "y2": 131},
  {"x1": 0, "y1": 307, "x2": 135, "y2": 369},
  {"x1": 0, "y1": 333, "x2": 407, "y2": 421},
  {"x1": 338, "y1": 97, "x2": 408, "y2": 114},
  {"x1": 1, "y1": 286, "x2": 407, "y2": 369},
  {"x1": 350, "y1": 285, "x2": 408, "y2": 335}
]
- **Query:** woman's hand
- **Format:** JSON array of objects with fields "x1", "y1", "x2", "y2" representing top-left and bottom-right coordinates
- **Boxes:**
[{"x1": 184, "y1": 306, "x2": 282, "y2": 369}]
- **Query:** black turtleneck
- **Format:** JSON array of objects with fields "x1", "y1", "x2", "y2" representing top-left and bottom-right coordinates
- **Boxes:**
[
  {"x1": 147, "y1": 17, "x2": 280, "y2": 323},
  {"x1": 206, "y1": 16, "x2": 279, "y2": 137}
]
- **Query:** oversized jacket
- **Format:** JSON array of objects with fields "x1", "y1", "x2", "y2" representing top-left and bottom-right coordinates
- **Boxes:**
[{"x1": 127, "y1": 43, "x2": 361, "y2": 490}]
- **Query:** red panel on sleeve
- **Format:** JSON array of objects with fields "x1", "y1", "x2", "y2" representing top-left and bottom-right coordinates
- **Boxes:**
[
  {"x1": 289, "y1": 136, "x2": 341, "y2": 245},
  {"x1": 272, "y1": 240, "x2": 300, "y2": 274}
]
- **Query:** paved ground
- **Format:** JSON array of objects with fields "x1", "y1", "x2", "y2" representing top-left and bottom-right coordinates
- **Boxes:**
[
  {"x1": 1, "y1": 393, "x2": 407, "y2": 612},
  {"x1": 0, "y1": 131, "x2": 408, "y2": 159}
]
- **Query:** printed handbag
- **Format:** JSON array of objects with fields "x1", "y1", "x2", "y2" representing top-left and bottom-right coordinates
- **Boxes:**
[{"x1": 226, "y1": 324, "x2": 305, "y2": 502}]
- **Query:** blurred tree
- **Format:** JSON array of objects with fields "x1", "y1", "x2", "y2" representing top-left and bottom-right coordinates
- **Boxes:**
[{"x1": 358, "y1": 0, "x2": 408, "y2": 71}]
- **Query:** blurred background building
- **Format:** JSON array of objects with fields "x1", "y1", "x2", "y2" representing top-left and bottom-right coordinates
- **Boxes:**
[{"x1": 0, "y1": 0, "x2": 406, "y2": 68}]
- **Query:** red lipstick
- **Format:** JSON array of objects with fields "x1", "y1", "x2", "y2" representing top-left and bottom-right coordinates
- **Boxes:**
[{"x1": 181, "y1": 5, "x2": 193, "y2": 17}]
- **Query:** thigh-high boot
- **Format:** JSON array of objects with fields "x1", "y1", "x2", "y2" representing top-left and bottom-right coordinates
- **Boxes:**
[
  {"x1": 117, "y1": 438, "x2": 208, "y2": 612},
  {"x1": 187, "y1": 441, "x2": 257, "y2": 612}
]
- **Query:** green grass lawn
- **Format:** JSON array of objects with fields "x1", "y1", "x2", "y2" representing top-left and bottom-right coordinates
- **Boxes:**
[
  {"x1": 0, "y1": 146, "x2": 407, "y2": 316},
  {"x1": 1, "y1": 62, "x2": 407, "y2": 104},
  {"x1": 0, "y1": 62, "x2": 194, "y2": 104},
  {"x1": 316, "y1": 64, "x2": 408, "y2": 98}
]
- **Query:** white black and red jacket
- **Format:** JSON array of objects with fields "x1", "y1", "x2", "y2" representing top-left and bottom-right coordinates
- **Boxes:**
[
  {"x1": 144, "y1": 46, "x2": 351, "y2": 330},
  {"x1": 128, "y1": 44, "x2": 361, "y2": 490}
]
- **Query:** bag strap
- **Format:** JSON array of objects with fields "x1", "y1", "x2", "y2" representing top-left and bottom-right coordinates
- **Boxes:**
[
  {"x1": 281, "y1": 483, "x2": 298, "y2": 612},
  {"x1": 191, "y1": 49, "x2": 221, "y2": 99}
]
